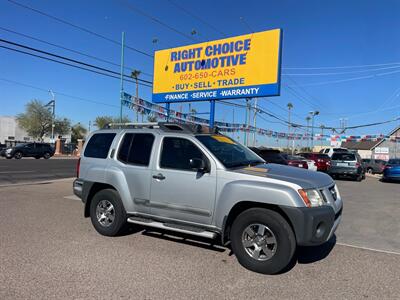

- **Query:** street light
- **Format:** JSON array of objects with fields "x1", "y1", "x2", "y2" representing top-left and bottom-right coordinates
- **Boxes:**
[{"x1": 309, "y1": 111, "x2": 320, "y2": 150}]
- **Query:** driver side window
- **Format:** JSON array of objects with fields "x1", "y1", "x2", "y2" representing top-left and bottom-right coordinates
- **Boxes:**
[{"x1": 160, "y1": 137, "x2": 207, "y2": 171}]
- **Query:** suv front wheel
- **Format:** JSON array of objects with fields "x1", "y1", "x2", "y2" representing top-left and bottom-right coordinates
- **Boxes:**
[
  {"x1": 230, "y1": 208, "x2": 296, "y2": 274},
  {"x1": 90, "y1": 189, "x2": 127, "y2": 236}
]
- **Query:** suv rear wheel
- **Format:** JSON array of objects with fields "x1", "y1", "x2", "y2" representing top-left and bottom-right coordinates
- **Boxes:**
[
  {"x1": 43, "y1": 152, "x2": 51, "y2": 159},
  {"x1": 14, "y1": 151, "x2": 22, "y2": 159},
  {"x1": 230, "y1": 208, "x2": 296, "y2": 274},
  {"x1": 90, "y1": 189, "x2": 127, "y2": 236}
]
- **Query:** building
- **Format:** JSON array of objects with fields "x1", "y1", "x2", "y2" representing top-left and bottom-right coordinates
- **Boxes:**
[
  {"x1": 0, "y1": 116, "x2": 30, "y2": 145},
  {"x1": 341, "y1": 126, "x2": 400, "y2": 160}
]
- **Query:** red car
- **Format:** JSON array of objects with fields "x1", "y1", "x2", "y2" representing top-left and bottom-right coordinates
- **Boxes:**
[
  {"x1": 298, "y1": 152, "x2": 331, "y2": 171},
  {"x1": 282, "y1": 154, "x2": 308, "y2": 169}
]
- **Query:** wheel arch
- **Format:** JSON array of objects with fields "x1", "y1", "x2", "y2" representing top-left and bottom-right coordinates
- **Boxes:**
[
  {"x1": 84, "y1": 182, "x2": 117, "y2": 217},
  {"x1": 221, "y1": 201, "x2": 295, "y2": 245}
]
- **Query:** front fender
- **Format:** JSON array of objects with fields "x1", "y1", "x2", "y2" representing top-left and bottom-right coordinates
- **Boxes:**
[{"x1": 214, "y1": 180, "x2": 304, "y2": 228}]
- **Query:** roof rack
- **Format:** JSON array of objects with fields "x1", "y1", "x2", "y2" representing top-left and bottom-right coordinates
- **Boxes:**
[
  {"x1": 103, "y1": 122, "x2": 159, "y2": 129},
  {"x1": 103, "y1": 122, "x2": 219, "y2": 134}
]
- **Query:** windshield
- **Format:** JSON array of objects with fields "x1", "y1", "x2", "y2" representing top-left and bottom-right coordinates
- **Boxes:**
[{"x1": 196, "y1": 135, "x2": 264, "y2": 168}]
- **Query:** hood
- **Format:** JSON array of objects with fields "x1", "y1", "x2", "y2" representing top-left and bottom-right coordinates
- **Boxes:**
[{"x1": 232, "y1": 163, "x2": 334, "y2": 189}]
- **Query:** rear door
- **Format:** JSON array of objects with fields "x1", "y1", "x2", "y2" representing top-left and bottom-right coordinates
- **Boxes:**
[{"x1": 116, "y1": 133, "x2": 155, "y2": 214}]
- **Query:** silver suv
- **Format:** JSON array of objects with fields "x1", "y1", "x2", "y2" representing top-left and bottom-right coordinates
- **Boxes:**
[{"x1": 73, "y1": 123, "x2": 342, "y2": 274}]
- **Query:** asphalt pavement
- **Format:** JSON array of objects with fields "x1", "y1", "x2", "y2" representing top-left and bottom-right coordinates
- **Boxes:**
[
  {"x1": 0, "y1": 158, "x2": 77, "y2": 185},
  {"x1": 0, "y1": 177, "x2": 399, "y2": 299}
]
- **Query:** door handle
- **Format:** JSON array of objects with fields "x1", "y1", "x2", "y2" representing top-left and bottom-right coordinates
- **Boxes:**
[{"x1": 152, "y1": 173, "x2": 166, "y2": 180}]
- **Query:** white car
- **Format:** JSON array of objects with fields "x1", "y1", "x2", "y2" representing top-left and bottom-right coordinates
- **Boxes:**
[{"x1": 319, "y1": 147, "x2": 349, "y2": 158}]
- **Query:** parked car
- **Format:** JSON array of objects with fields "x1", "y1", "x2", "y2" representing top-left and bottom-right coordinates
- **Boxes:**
[
  {"x1": 329, "y1": 152, "x2": 365, "y2": 181},
  {"x1": 382, "y1": 159, "x2": 400, "y2": 182},
  {"x1": 319, "y1": 147, "x2": 349, "y2": 157},
  {"x1": 362, "y1": 159, "x2": 387, "y2": 174},
  {"x1": 298, "y1": 152, "x2": 331, "y2": 172},
  {"x1": 281, "y1": 154, "x2": 309, "y2": 169},
  {"x1": 73, "y1": 122, "x2": 343, "y2": 275},
  {"x1": 0, "y1": 143, "x2": 6, "y2": 157},
  {"x1": 1, "y1": 142, "x2": 55, "y2": 159},
  {"x1": 249, "y1": 147, "x2": 288, "y2": 165}
]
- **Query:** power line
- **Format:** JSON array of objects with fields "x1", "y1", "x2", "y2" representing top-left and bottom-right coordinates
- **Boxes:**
[
  {"x1": 0, "y1": 44, "x2": 152, "y2": 88},
  {"x1": 283, "y1": 61, "x2": 400, "y2": 70},
  {"x1": 0, "y1": 26, "x2": 153, "y2": 78},
  {"x1": 167, "y1": 0, "x2": 228, "y2": 37},
  {"x1": 0, "y1": 77, "x2": 119, "y2": 108},
  {"x1": 118, "y1": 0, "x2": 198, "y2": 42},
  {"x1": 7, "y1": 0, "x2": 153, "y2": 58},
  {"x1": 288, "y1": 69, "x2": 400, "y2": 87},
  {"x1": 282, "y1": 65, "x2": 400, "y2": 76},
  {"x1": 0, "y1": 38, "x2": 153, "y2": 86}
]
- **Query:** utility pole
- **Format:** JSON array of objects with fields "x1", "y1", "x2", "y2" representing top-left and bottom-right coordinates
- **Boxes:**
[
  {"x1": 47, "y1": 90, "x2": 55, "y2": 143},
  {"x1": 320, "y1": 124, "x2": 325, "y2": 147},
  {"x1": 119, "y1": 32, "x2": 125, "y2": 123},
  {"x1": 306, "y1": 116, "x2": 311, "y2": 149},
  {"x1": 88, "y1": 120, "x2": 91, "y2": 132},
  {"x1": 252, "y1": 98, "x2": 258, "y2": 146},
  {"x1": 287, "y1": 103, "x2": 293, "y2": 150},
  {"x1": 244, "y1": 98, "x2": 250, "y2": 146},
  {"x1": 309, "y1": 111, "x2": 320, "y2": 150}
]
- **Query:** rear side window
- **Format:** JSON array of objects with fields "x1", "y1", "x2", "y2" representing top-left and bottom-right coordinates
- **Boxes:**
[
  {"x1": 84, "y1": 133, "x2": 116, "y2": 158},
  {"x1": 118, "y1": 133, "x2": 154, "y2": 166}
]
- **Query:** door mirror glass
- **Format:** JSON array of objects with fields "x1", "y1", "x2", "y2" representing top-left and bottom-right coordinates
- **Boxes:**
[{"x1": 189, "y1": 158, "x2": 208, "y2": 172}]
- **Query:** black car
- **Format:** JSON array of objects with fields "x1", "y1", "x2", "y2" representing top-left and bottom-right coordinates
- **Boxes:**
[
  {"x1": 2, "y1": 143, "x2": 55, "y2": 159},
  {"x1": 249, "y1": 147, "x2": 288, "y2": 165}
]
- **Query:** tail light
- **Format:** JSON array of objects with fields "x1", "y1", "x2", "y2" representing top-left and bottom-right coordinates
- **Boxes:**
[
  {"x1": 384, "y1": 165, "x2": 392, "y2": 170},
  {"x1": 76, "y1": 157, "x2": 81, "y2": 178},
  {"x1": 355, "y1": 162, "x2": 361, "y2": 168},
  {"x1": 303, "y1": 162, "x2": 308, "y2": 169}
]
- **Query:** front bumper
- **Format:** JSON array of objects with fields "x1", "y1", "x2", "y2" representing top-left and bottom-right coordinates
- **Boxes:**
[{"x1": 280, "y1": 205, "x2": 342, "y2": 246}]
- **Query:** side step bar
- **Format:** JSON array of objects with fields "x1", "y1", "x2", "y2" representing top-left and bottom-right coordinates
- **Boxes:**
[{"x1": 127, "y1": 217, "x2": 217, "y2": 239}]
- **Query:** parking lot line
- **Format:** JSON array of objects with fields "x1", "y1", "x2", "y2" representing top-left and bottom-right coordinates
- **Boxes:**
[
  {"x1": 63, "y1": 195, "x2": 80, "y2": 201},
  {"x1": 337, "y1": 242, "x2": 400, "y2": 256}
]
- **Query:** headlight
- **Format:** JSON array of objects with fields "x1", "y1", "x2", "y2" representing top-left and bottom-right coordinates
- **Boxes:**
[
  {"x1": 298, "y1": 189, "x2": 325, "y2": 207},
  {"x1": 5, "y1": 148, "x2": 12, "y2": 153}
]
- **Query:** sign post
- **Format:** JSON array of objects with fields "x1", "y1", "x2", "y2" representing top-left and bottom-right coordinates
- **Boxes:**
[{"x1": 151, "y1": 28, "x2": 282, "y2": 127}]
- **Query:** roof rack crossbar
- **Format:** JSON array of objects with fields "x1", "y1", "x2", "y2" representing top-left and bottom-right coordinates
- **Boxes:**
[{"x1": 104, "y1": 122, "x2": 159, "y2": 129}]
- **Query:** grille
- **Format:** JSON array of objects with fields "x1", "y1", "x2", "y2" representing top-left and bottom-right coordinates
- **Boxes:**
[{"x1": 329, "y1": 186, "x2": 337, "y2": 201}]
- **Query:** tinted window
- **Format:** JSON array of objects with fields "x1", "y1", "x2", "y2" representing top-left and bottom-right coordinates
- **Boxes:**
[
  {"x1": 333, "y1": 148, "x2": 348, "y2": 153},
  {"x1": 160, "y1": 137, "x2": 206, "y2": 171},
  {"x1": 196, "y1": 135, "x2": 263, "y2": 168},
  {"x1": 84, "y1": 133, "x2": 116, "y2": 158},
  {"x1": 118, "y1": 133, "x2": 154, "y2": 166},
  {"x1": 388, "y1": 159, "x2": 400, "y2": 165},
  {"x1": 332, "y1": 153, "x2": 356, "y2": 161}
]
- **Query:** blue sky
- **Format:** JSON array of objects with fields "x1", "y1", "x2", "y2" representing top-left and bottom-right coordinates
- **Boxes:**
[{"x1": 1, "y1": 0, "x2": 400, "y2": 145}]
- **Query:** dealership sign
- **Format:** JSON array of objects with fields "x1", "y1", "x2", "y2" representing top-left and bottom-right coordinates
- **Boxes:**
[{"x1": 152, "y1": 29, "x2": 282, "y2": 103}]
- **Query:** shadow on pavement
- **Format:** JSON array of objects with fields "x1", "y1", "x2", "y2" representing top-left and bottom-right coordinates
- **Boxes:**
[{"x1": 297, "y1": 235, "x2": 337, "y2": 264}]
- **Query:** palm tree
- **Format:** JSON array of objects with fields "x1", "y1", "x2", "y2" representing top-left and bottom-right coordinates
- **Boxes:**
[{"x1": 131, "y1": 69, "x2": 141, "y2": 122}]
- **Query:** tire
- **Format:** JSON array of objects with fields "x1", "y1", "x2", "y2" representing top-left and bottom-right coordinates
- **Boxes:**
[
  {"x1": 43, "y1": 152, "x2": 51, "y2": 159},
  {"x1": 230, "y1": 208, "x2": 296, "y2": 275},
  {"x1": 90, "y1": 189, "x2": 127, "y2": 237},
  {"x1": 367, "y1": 168, "x2": 373, "y2": 174},
  {"x1": 35, "y1": 156, "x2": 41, "y2": 159},
  {"x1": 14, "y1": 152, "x2": 22, "y2": 159},
  {"x1": 356, "y1": 174, "x2": 362, "y2": 182}
]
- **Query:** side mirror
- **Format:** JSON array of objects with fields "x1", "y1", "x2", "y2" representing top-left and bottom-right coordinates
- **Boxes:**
[{"x1": 189, "y1": 158, "x2": 208, "y2": 172}]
